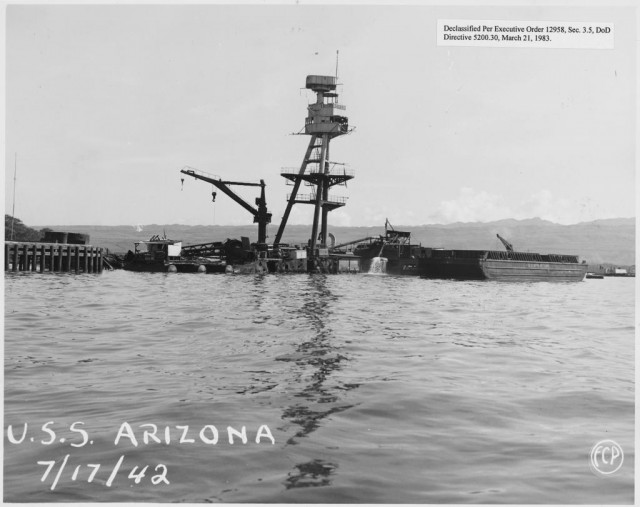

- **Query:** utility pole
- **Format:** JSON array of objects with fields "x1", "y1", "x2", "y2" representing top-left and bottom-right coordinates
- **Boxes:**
[{"x1": 11, "y1": 153, "x2": 17, "y2": 240}]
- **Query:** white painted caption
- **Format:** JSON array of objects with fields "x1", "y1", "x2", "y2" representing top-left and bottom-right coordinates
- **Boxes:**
[
  {"x1": 6, "y1": 421, "x2": 276, "y2": 491},
  {"x1": 437, "y1": 20, "x2": 614, "y2": 49}
]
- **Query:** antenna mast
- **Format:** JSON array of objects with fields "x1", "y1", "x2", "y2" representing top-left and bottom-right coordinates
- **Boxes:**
[{"x1": 335, "y1": 50, "x2": 339, "y2": 81}]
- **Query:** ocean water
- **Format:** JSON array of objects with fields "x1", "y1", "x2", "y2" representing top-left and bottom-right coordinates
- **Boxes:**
[{"x1": 4, "y1": 270, "x2": 635, "y2": 503}]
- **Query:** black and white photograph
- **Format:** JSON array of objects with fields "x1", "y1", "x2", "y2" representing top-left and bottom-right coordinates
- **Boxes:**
[{"x1": 3, "y1": 0, "x2": 635, "y2": 504}]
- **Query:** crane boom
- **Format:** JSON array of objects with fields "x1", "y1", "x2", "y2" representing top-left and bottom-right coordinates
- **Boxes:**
[
  {"x1": 180, "y1": 168, "x2": 272, "y2": 244},
  {"x1": 496, "y1": 234, "x2": 514, "y2": 252}
]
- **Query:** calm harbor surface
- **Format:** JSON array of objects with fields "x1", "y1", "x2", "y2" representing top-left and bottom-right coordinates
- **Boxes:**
[{"x1": 4, "y1": 271, "x2": 634, "y2": 503}]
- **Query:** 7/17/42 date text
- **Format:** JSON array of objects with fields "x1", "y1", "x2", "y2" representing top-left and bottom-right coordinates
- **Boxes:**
[{"x1": 38, "y1": 454, "x2": 169, "y2": 491}]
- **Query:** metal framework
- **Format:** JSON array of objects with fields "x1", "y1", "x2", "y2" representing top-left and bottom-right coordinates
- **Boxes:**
[{"x1": 274, "y1": 75, "x2": 353, "y2": 251}]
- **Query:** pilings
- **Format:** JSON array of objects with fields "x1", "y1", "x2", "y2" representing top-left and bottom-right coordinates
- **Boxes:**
[{"x1": 4, "y1": 242, "x2": 103, "y2": 273}]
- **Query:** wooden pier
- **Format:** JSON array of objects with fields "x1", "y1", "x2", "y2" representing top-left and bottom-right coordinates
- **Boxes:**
[{"x1": 5, "y1": 242, "x2": 104, "y2": 273}]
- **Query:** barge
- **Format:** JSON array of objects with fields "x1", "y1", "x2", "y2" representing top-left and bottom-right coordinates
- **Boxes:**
[{"x1": 418, "y1": 235, "x2": 587, "y2": 282}]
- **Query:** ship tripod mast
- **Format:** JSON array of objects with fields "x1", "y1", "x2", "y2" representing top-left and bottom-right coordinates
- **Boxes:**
[{"x1": 274, "y1": 75, "x2": 353, "y2": 253}]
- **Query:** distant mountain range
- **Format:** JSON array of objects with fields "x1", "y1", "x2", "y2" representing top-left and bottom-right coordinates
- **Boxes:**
[{"x1": 36, "y1": 217, "x2": 636, "y2": 266}]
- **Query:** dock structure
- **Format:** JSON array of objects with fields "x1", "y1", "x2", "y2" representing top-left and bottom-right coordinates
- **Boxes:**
[{"x1": 4, "y1": 242, "x2": 104, "y2": 274}]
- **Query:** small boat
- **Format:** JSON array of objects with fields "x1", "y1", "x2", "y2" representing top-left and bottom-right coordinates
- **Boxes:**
[
  {"x1": 586, "y1": 272, "x2": 604, "y2": 279},
  {"x1": 418, "y1": 234, "x2": 588, "y2": 282},
  {"x1": 603, "y1": 268, "x2": 633, "y2": 277}
]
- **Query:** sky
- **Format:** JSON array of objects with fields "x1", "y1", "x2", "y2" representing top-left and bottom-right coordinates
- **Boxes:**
[{"x1": 4, "y1": 2, "x2": 636, "y2": 229}]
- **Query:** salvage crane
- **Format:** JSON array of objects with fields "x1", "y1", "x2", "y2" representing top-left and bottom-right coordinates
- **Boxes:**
[{"x1": 180, "y1": 167, "x2": 272, "y2": 244}]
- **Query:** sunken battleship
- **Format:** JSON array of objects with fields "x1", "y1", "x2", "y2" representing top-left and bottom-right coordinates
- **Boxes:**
[
  {"x1": 124, "y1": 74, "x2": 359, "y2": 274},
  {"x1": 122, "y1": 72, "x2": 588, "y2": 281}
]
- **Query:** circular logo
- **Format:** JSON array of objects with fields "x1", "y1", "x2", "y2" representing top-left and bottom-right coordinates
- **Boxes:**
[{"x1": 590, "y1": 440, "x2": 624, "y2": 475}]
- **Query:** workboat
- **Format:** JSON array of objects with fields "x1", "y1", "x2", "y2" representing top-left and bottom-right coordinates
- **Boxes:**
[{"x1": 418, "y1": 234, "x2": 588, "y2": 282}]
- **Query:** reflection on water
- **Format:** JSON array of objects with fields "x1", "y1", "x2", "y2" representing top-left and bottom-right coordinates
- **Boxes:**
[
  {"x1": 284, "y1": 459, "x2": 337, "y2": 489},
  {"x1": 278, "y1": 275, "x2": 354, "y2": 488}
]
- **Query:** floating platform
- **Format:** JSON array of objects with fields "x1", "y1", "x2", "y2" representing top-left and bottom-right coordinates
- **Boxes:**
[
  {"x1": 119, "y1": 234, "x2": 363, "y2": 274},
  {"x1": 5, "y1": 242, "x2": 104, "y2": 274}
]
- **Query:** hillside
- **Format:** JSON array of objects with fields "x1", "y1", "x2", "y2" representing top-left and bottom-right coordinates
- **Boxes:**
[{"x1": 34, "y1": 218, "x2": 635, "y2": 266}]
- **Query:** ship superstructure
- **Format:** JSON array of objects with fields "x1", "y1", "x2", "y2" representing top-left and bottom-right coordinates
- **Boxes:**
[{"x1": 274, "y1": 75, "x2": 353, "y2": 268}]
